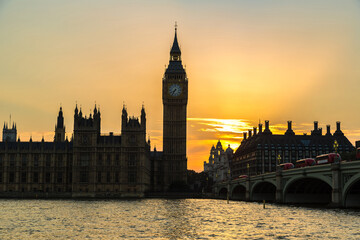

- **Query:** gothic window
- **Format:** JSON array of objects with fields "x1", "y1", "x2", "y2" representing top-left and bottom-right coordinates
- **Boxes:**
[
  {"x1": 128, "y1": 172, "x2": 136, "y2": 183},
  {"x1": 80, "y1": 171, "x2": 88, "y2": 183},
  {"x1": 57, "y1": 155, "x2": 63, "y2": 167},
  {"x1": 34, "y1": 155, "x2": 39, "y2": 167},
  {"x1": 80, "y1": 154, "x2": 89, "y2": 167},
  {"x1": 107, "y1": 172, "x2": 111, "y2": 183},
  {"x1": 97, "y1": 154, "x2": 102, "y2": 166},
  {"x1": 115, "y1": 154, "x2": 120, "y2": 166},
  {"x1": 129, "y1": 135, "x2": 136, "y2": 145},
  {"x1": 107, "y1": 154, "x2": 111, "y2": 166},
  {"x1": 115, "y1": 172, "x2": 119, "y2": 183},
  {"x1": 97, "y1": 172, "x2": 101, "y2": 183},
  {"x1": 57, "y1": 172, "x2": 63, "y2": 184},
  {"x1": 46, "y1": 154, "x2": 51, "y2": 167},
  {"x1": 21, "y1": 172, "x2": 27, "y2": 183},
  {"x1": 45, "y1": 172, "x2": 51, "y2": 183},
  {"x1": 33, "y1": 172, "x2": 39, "y2": 183},
  {"x1": 128, "y1": 154, "x2": 136, "y2": 167},
  {"x1": 9, "y1": 172, "x2": 14, "y2": 183},
  {"x1": 22, "y1": 155, "x2": 27, "y2": 167}
]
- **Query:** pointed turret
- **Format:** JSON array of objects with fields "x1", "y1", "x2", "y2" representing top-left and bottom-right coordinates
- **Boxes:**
[
  {"x1": 55, "y1": 106, "x2": 65, "y2": 142},
  {"x1": 141, "y1": 104, "x2": 146, "y2": 131}
]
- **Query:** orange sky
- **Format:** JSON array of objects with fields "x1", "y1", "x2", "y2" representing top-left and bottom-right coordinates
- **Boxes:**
[{"x1": 1, "y1": 1, "x2": 360, "y2": 171}]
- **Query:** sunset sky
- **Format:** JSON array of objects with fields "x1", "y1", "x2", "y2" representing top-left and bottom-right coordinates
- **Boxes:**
[{"x1": 1, "y1": 1, "x2": 360, "y2": 171}]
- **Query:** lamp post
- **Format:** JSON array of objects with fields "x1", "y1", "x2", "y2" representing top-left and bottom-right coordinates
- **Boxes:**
[{"x1": 227, "y1": 169, "x2": 230, "y2": 204}]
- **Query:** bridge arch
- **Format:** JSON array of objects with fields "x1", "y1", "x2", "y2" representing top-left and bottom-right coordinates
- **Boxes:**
[
  {"x1": 218, "y1": 187, "x2": 228, "y2": 199},
  {"x1": 343, "y1": 173, "x2": 360, "y2": 208},
  {"x1": 231, "y1": 185, "x2": 246, "y2": 200},
  {"x1": 283, "y1": 176, "x2": 332, "y2": 204},
  {"x1": 251, "y1": 181, "x2": 276, "y2": 202}
]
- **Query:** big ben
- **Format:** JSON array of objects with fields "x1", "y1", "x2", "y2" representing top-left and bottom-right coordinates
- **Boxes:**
[{"x1": 162, "y1": 25, "x2": 188, "y2": 190}]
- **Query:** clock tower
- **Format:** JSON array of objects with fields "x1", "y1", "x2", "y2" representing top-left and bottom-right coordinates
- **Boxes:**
[{"x1": 162, "y1": 26, "x2": 188, "y2": 190}]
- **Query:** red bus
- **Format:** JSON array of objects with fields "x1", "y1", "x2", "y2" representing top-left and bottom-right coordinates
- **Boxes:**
[
  {"x1": 278, "y1": 163, "x2": 294, "y2": 170},
  {"x1": 295, "y1": 158, "x2": 315, "y2": 168},
  {"x1": 315, "y1": 153, "x2": 341, "y2": 165},
  {"x1": 356, "y1": 148, "x2": 360, "y2": 160}
]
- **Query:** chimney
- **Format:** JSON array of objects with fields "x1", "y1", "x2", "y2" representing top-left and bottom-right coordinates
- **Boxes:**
[
  {"x1": 336, "y1": 121, "x2": 341, "y2": 131},
  {"x1": 285, "y1": 120, "x2": 295, "y2": 136},
  {"x1": 263, "y1": 120, "x2": 272, "y2": 135},
  {"x1": 243, "y1": 132, "x2": 247, "y2": 140},
  {"x1": 326, "y1": 125, "x2": 331, "y2": 136},
  {"x1": 319, "y1": 128, "x2": 322, "y2": 135},
  {"x1": 288, "y1": 121, "x2": 292, "y2": 131},
  {"x1": 259, "y1": 123, "x2": 263, "y2": 133},
  {"x1": 265, "y1": 120, "x2": 269, "y2": 130},
  {"x1": 314, "y1": 121, "x2": 318, "y2": 131},
  {"x1": 253, "y1": 127, "x2": 257, "y2": 135},
  {"x1": 248, "y1": 130, "x2": 252, "y2": 138}
]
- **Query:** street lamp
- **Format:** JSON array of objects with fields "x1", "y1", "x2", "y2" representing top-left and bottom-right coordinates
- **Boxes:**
[
  {"x1": 277, "y1": 154, "x2": 282, "y2": 165},
  {"x1": 334, "y1": 140, "x2": 339, "y2": 153},
  {"x1": 227, "y1": 169, "x2": 231, "y2": 204}
]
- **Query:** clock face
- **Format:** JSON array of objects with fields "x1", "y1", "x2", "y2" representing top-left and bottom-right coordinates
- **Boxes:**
[{"x1": 169, "y1": 84, "x2": 182, "y2": 97}]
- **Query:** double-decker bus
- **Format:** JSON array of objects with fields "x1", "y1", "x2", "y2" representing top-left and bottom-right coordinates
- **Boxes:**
[
  {"x1": 278, "y1": 163, "x2": 294, "y2": 170},
  {"x1": 315, "y1": 153, "x2": 341, "y2": 165},
  {"x1": 295, "y1": 158, "x2": 315, "y2": 168}
]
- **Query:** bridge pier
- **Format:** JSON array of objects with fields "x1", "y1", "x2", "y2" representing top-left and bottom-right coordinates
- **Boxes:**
[
  {"x1": 331, "y1": 162, "x2": 343, "y2": 207},
  {"x1": 276, "y1": 168, "x2": 283, "y2": 203},
  {"x1": 245, "y1": 177, "x2": 250, "y2": 201}
]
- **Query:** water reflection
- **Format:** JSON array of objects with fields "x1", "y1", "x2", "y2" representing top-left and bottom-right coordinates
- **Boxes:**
[{"x1": 0, "y1": 199, "x2": 359, "y2": 239}]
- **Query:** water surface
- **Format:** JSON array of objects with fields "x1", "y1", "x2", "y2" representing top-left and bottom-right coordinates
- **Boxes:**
[{"x1": 0, "y1": 199, "x2": 359, "y2": 239}]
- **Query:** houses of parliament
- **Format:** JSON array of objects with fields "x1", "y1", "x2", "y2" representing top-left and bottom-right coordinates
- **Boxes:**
[{"x1": 0, "y1": 28, "x2": 188, "y2": 198}]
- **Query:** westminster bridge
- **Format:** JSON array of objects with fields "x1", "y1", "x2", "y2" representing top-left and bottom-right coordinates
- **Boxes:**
[{"x1": 214, "y1": 161, "x2": 360, "y2": 208}]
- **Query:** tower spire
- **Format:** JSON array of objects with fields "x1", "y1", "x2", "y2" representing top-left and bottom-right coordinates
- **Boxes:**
[{"x1": 170, "y1": 23, "x2": 181, "y2": 60}]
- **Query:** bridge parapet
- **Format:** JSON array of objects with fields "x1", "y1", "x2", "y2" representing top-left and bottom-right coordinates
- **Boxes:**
[{"x1": 213, "y1": 160, "x2": 360, "y2": 208}]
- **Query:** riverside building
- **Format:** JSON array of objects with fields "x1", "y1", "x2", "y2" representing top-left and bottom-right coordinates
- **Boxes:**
[
  {"x1": 203, "y1": 140, "x2": 233, "y2": 183},
  {"x1": 231, "y1": 120, "x2": 355, "y2": 178}
]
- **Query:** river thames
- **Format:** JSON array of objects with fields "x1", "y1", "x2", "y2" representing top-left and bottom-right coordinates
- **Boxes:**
[{"x1": 0, "y1": 199, "x2": 359, "y2": 239}]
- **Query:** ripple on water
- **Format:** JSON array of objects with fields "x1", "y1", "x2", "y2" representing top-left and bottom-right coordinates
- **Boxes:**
[{"x1": 0, "y1": 199, "x2": 359, "y2": 239}]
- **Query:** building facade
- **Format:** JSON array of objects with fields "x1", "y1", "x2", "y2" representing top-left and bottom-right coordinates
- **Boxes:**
[
  {"x1": 203, "y1": 140, "x2": 233, "y2": 184},
  {"x1": 0, "y1": 105, "x2": 151, "y2": 198},
  {"x1": 0, "y1": 27, "x2": 189, "y2": 197},
  {"x1": 232, "y1": 121, "x2": 355, "y2": 178}
]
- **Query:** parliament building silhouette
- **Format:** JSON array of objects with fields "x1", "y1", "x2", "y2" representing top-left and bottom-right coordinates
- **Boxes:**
[{"x1": 0, "y1": 27, "x2": 188, "y2": 198}]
